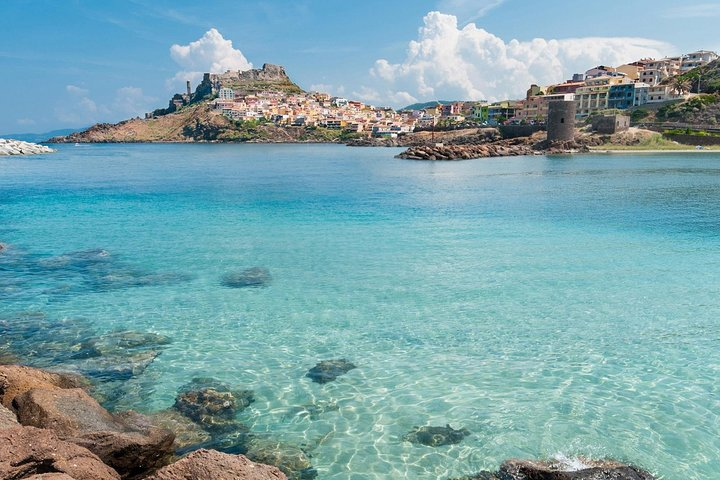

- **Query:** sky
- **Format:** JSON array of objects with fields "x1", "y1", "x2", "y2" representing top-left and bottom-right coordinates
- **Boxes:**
[{"x1": 0, "y1": 0, "x2": 718, "y2": 133}]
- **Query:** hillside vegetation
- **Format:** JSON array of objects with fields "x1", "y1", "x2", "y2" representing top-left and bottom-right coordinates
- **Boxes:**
[{"x1": 52, "y1": 103, "x2": 360, "y2": 143}]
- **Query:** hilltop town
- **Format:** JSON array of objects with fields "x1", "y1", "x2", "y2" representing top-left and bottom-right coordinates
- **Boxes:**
[{"x1": 55, "y1": 50, "x2": 720, "y2": 144}]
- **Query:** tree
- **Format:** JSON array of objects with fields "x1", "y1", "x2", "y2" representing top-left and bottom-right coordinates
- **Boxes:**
[{"x1": 670, "y1": 76, "x2": 691, "y2": 96}]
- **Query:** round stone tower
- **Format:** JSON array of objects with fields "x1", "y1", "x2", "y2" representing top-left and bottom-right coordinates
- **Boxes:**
[{"x1": 547, "y1": 101, "x2": 576, "y2": 142}]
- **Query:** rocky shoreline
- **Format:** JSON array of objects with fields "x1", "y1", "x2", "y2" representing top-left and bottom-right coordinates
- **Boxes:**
[
  {"x1": 0, "y1": 138, "x2": 54, "y2": 156},
  {"x1": 396, "y1": 135, "x2": 604, "y2": 160},
  {"x1": 0, "y1": 364, "x2": 660, "y2": 480},
  {"x1": 0, "y1": 242, "x2": 659, "y2": 479}
]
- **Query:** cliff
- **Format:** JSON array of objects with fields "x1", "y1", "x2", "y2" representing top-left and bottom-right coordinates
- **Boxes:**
[{"x1": 206, "y1": 63, "x2": 303, "y2": 95}]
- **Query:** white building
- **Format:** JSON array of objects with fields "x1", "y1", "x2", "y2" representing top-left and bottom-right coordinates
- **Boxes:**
[
  {"x1": 681, "y1": 50, "x2": 719, "y2": 71},
  {"x1": 218, "y1": 88, "x2": 235, "y2": 101}
]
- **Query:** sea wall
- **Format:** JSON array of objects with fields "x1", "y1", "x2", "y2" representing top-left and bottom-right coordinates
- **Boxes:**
[
  {"x1": 663, "y1": 133, "x2": 720, "y2": 146},
  {"x1": 0, "y1": 138, "x2": 54, "y2": 155},
  {"x1": 498, "y1": 125, "x2": 545, "y2": 139}
]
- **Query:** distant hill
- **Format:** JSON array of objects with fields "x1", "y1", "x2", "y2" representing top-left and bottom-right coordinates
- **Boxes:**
[
  {"x1": 52, "y1": 64, "x2": 310, "y2": 143},
  {"x1": 401, "y1": 100, "x2": 459, "y2": 111},
  {"x1": 1, "y1": 128, "x2": 86, "y2": 143}
]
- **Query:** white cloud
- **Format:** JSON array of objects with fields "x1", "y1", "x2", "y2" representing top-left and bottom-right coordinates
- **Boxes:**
[
  {"x1": 169, "y1": 28, "x2": 252, "y2": 89},
  {"x1": 436, "y1": 0, "x2": 505, "y2": 23},
  {"x1": 112, "y1": 87, "x2": 156, "y2": 118},
  {"x1": 352, "y1": 86, "x2": 382, "y2": 103},
  {"x1": 371, "y1": 12, "x2": 672, "y2": 104},
  {"x1": 55, "y1": 86, "x2": 155, "y2": 126},
  {"x1": 16, "y1": 118, "x2": 36, "y2": 126},
  {"x1": 66, "y1": 85, "x2": 90, "y2": 96},
  {"x1": 309, "y1": 83, "x2": 346, "y2": 96}
]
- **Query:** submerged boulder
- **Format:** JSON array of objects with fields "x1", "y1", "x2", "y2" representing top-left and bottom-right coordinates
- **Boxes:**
[
  {"x1": 13, "y1": 387, "x2": 174, "y2": 478},
  {"x1": 71, "y1": 330, "x2": 171, "y2": 359},
  {"x1": 305, "y1": 359, "x2": 356, "y2": 384},
  {"x1": 403, "y1": 424, "x2": 471, "y2": 447},
  {"x1": 146, "y1": 449, "x2": 287, "y2": 480},
  {"x1": 174, "y1": 378, "x2": 254, "y2": 433},
  {"x1": 0, "y1": 426, "x2": 120, "y2": 480},
  {"x1": 243, "y1": 436, "x2": 318, "y2": 480},
  {"x1": 221, "y1": 267, "x2": 272, "y2": 288},
  {"x1": 149, "y1": 408, "x2": 212, "y2": 451},
  {"x1": 498, "y1": 458, "x2": 656, "y2": 480}
]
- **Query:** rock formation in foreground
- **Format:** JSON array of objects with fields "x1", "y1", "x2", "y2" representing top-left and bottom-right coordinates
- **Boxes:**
[{"x1": 0, "y1": 138, "x2": 54, "y2": 155}]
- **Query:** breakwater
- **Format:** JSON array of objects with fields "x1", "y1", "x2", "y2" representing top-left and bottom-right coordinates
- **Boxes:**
[{"x1": 0, "y1": 138, "x2": 54, "y2": 155}]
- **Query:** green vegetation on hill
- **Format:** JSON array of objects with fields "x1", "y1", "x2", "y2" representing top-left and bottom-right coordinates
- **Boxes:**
[
  {"x1": 656, "y1": 94, "x2": 720, "y2": 124},
  {"x1": 676, "y1": 59, "x2": 720, "y2": 94},
  {"x1": 401, "y1": 100, "x2": 457, "y2": 111}
]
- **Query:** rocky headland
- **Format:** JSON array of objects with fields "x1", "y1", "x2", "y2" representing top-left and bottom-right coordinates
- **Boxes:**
[{"x1": 0, "y1": 139, "x2": 54, "y2": 156}]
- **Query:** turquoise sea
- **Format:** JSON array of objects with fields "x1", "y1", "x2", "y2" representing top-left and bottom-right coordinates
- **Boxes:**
[{"x1": 2, "y1": 144, "x2": 720, "y2": 479}]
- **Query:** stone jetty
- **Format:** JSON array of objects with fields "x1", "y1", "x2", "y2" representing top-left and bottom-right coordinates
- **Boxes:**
[
  {"x1": 396, "y1": 134, "x2": 604, "y2": 161},
  {"x1": 0, "y1": 138, "x2": 55, "y2": 155}
]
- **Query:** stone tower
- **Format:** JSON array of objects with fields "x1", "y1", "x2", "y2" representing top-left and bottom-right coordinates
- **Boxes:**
[
  {"x1": 186, "y1": 81, "x2": 191, "y2": 97},
  {"x1": 547, "y1": 101, "x2": 576, "y2": 142}
]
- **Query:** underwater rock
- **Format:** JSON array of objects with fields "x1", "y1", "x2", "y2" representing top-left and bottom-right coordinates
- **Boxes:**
[
  {"x1": 0, "y1": 426, "x2": 120, "y2": 480},
  {"x1": 221, "y1": 267, "x2": 272, "y2": 288},
  {"x1": 305, "y1": 359, "x2": 356, "y2": 384},
  {"x1": 149, "y1": 408, "x2": 212, "y2": 451},
  {"x1": 497, "y1": 458, "x2": 657, "y2": 480},
  {"x1": 243, "y1": 436, "x2": 318, "y2": 480},
  {"x1": 13, "y1": 387, "x2": 175, "y2": 478},
  {"x1": 174, "y1": 378, "x2": 255, "y2": 433},
  {"x1": 146, "y1": 449, "x2": 287, "y2": 480},
  {"x1": 0, "y1": 243, "x2": 6, "y2": 252},
  {"x1": 403, "y1": 424, "x2": 471, "y2": 447},
  {"x1": 0, "y1": 364, "x2": 89, "y2": 409},
  {"x1": 70, "y1": 330, "x2": 171, "y2": 359}
]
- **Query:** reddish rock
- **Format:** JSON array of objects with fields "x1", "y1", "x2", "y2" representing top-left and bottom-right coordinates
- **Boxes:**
[
  {"x1": 0, "y1": 426, "x2": 120, "y2": 480},
  {"x1": 0, "y1": 403, "x2": 18, "y2": 430},
  {"x1": 13, "y1": 387, "x2": 174, "y2": 479},
  {"x1": 0, "y1": 365, "x2": 88, "y2": 409},
  {"x1": 499, "y1": 458, "x2": 656, "y2": 480},
  {"x1": 146, "y1": 449, "x2": 287, "y2": 480}
]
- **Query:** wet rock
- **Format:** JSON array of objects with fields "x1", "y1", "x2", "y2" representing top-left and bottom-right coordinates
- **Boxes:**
[
  {"x1": 0, "y1": 425, "x2": 120, "y2": 480},
  {"x1": 0, "y1": 364, "x2": 89, "y2": 409},
  {"x1": 146, "y1": 448, "x2": 287, "y2": 480},
  {"x1": 497, "y1": 458, "x2": 657, "y2": 480},
  {"x1": 70, "y1": 349, "x2": 160, "y2": 382},
  {"x1": 13, "y1": 387, "x2": 175, "y2": 478},
  {"x1": 221, "y1": 267, "x2": 272, "y2": 288},
  {"x1": 71, "y1": 330, "x2": 171, "y2": 359},
  {"x1": 305, "y1": 359, "x2": 356, "y2": 384},
  {"x1": 244, "y1": 436, "x2": 317, "y2": 480},
  {"x1": 403, "y1": 424, "x2": 471, "y2": 447},
  {"x1": 149, "y1": 408, "x2": 212, "y2": 451},
  {"x1": 174, "y1": 378, "x2": 254, "y2": 433},
  {"x1": 0, "y1": 403, "x2": 18, "y2": 429}
]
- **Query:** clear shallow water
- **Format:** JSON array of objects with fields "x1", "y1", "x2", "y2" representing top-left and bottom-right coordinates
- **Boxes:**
[{"x1": 2, "y1": 144, "x2": 720, "y2": 479}]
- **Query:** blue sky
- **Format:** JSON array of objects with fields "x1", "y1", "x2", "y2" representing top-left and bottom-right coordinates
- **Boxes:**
[{"x1": 1, "y1": 0, "x2": 718, "y2": 133}]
